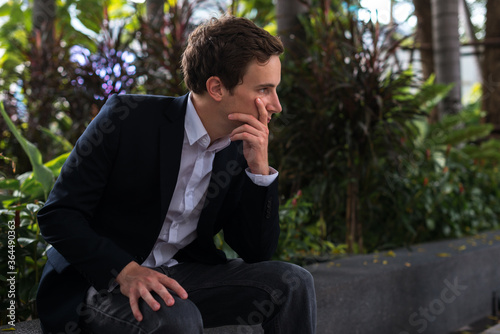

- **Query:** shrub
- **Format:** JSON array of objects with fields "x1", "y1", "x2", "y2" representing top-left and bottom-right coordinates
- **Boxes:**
[
  {"x1": 273, "y1": 190, "x2": 346, "y2": 265},
  {"x1": 271, "y1": 0, "x2": 450, "y2": 252},
  {"x1": 0, "y1": 103, "x2": 65, "y2": 324}
]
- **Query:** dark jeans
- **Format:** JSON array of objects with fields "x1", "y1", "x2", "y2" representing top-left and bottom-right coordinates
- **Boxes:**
[{"x1": 80, "y1": 259, "x2": 316, "y2": 334}]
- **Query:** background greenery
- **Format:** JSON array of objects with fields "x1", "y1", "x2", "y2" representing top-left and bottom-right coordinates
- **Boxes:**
[{"x1": 1, "y1": 0, "x2": 499, "y2": 323}]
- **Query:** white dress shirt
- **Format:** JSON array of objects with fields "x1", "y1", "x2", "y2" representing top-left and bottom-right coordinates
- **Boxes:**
[{"x1": 142, "y1": 94, "x2": 278, "y2": 268}]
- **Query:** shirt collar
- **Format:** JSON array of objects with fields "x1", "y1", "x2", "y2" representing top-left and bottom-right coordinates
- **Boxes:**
[{"x1": 185, "y1": 93, "x2": 231, "y2": 152}]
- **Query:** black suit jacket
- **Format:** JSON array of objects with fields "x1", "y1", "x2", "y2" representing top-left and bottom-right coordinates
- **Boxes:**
[{"x1": 36, "y1": 94, "x2": 280, "y2": 333}]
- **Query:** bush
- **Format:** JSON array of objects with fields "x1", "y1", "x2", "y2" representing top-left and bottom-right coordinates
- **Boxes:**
[
  {"x1": 270, "y1": 1, "x2": 500, "y2": 253},
  {"x1": 380, "y1": 96, "x2": 500, "y2": 247},
  {"x1": 271, "y1": 0, "x2": 450, "y2": 252},
  {"x1": 0, "y1": 103, "x2": 64, "y2": 324},
  {"x1": 273, "y1": 190, "x2": 346, "y2": 265}
]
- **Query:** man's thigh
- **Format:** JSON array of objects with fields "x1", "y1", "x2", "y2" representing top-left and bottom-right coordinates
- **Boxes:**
[
  {"x1": 79, "y1": 260, "x2": 314, "y2": 333},
  {"x1": 163, "y1": 259, "x2": 313, "y2": 329},
  {"x1": 80, "y1": 286, "x2": 203, "y2": 334}
]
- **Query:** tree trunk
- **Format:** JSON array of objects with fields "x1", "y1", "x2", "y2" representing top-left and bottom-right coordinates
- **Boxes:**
[
  {"x1": 31, "y1": 0, "x2": 56, "y2": 78},
  {"x1": 147, "y1": 0, "x2": 164, "y2": 32},
  {"x1": 413, "y1": 0, "x2": 434, "y2": 80},
  {"x1": 414, "y1": 0, "x2": 438, "y2": 122},
  {"x1": 459, "y1": 0, "x2": 482, "y2": 82},
  {"x1": 32, "y1": 0, "x2": 56, "y2": 46},
  {"x1": 482, "y1": 0, "x2": 500, "y2": 136},
  {"x1": 276, "y1": 0, "x2": 309, "y2": 59},
  {"x1": 389, "y1": 0, "x2": 395, "y2": 27},
  {"x1": 29, "y1": 0, "x2": 57, "y2": 150},
  {"x1": 346, "y1": 154, "x2": 362, "y2": 254},
  {"x1": 431, "y1": 0, "x2": 462, "y2": 118}
]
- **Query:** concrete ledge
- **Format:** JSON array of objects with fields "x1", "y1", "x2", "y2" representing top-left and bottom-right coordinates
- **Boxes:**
[
  {"x1": 0, "y1": 320, "x2": 260, "y2": 334},
  {"x1": 484, "y1": 324, "x2": 500, "y2": 334},
  {"x1": 309, "y1": 230, "x2": 500, "y2": 334},
  {"x1": 2, "y1": 231, "x2": 500, "y2": 334}
]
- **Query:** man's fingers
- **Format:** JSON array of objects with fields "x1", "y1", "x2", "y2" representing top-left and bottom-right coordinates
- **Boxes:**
[
  {"x1": 255, "y1": 98, "x2": 268, "y2": 125},
  {"x1": 160, "y1": 275, "x2": 188, "y2": 300},
  {"x1": 156, "y1": 287, "x2": 175, "y2": 307},
  {"x1": 140, "y1": 288, "x2": 161, "y2": 311},
  {"x1": 142, "y1": 276, "x2": 188, "y2": 313},
  {"x1": 227, "y1": 98, "x2": 268, "y2": 126},
  {"x1": 129, "y1": 293, "x2": 144, "y2": 322},
  {"x1": 228, "y1": 113, "x2": 263, "y2": 128},
  {"x1": 231, "y1": 123, "x2": 261, "y2": 139},
  {"x1": 117, "y1": 263, "x2": 190, "y2": 322}
]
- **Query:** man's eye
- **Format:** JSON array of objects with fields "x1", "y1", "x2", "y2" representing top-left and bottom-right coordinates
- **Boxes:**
[{"x1": 259, "y1": 88, "x2": 268, "y2": 93}]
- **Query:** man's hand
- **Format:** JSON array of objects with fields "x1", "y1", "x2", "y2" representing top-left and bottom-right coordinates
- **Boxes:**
[
  {"x1": 228, "y1": 98, "x2": 270, "y2": 175},
  {"x1": 116, "y1": 261, "x2": 188, "y2": 322}
]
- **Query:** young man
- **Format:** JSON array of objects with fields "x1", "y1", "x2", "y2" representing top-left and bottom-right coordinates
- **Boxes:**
[{"x1": 36, "y1": 16, "x2": 316, "y2": 333}]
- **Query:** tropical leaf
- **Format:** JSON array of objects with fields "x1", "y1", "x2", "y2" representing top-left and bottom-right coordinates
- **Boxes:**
[
  {"x1": 75, "y1": 0, "x2": 104, "y2": 34},
  {"x1": 44, "y1": 152, "x2": 70, "y2": 177},
  {"x1": 0, "y1": 178, "x2": 20, "y2": 191},
  {"x1": 39, "y1": 127, "x2": 74, "y2": 153},
  {"x1": 0, "y1": 103, "x2": 54, "y2": 200}
]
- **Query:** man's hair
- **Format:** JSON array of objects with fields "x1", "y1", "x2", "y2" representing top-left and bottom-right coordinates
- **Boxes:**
[{"x1": 181, "y1": 16, "x2": 284, "y2": 94}]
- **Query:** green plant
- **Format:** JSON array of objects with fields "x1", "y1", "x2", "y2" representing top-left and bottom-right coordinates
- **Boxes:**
[
  {"x1": 133, "y1": 0, "x2": 209, "y2": 96},
  {"x1": 271, "y1": 0, "x2": 451, "y2": 253},
  {"x1": 0, "y1": 203, "x2": 46, "y2": 323},
  {"x1": 273, "y1": 190, "x2": 346, "y2": 265},
  {"x1": 1, "y1": 0, "x2": 79, "y2": 169},
  {"x1": 380, "y1": 96, "x2": 500, "y2": 247},
  {"x1": 230, "y1": 0, "x2": 276, "y2": 33},
  {"x1": 0, "y1": 0, "x2": 137, "y2": 174},
  {"x1": 0, "y1": 103, "x2": 70, "y2": 324}
]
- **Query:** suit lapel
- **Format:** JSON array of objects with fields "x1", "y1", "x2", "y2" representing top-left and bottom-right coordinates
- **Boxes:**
[{"x1": 159, "y1": 94, "x2": 189, "y2": 221}]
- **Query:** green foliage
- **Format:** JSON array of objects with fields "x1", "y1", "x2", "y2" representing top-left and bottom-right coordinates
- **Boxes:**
[
  {"x1": 214, "y1": 190, "x2": 347, "y2": 265},
  {"x1": 0, "y1": 0, "x2": 499, "y2": 323},
  {"x1": 0, "y1": 104, "x2": 70, "y2": 324},
  {"x1": 214, "y1": 231, "x2": 239, "y2": 259},
  {"x1": 133, "y1": 0, "x2": 206, "y2": 96},
  {"x1": 0, "y1": 0, "x2": 204, "y2": 174},
  {"x1": 273, "y1": 191, "x2": 346, "y2": 265},
  {"x1": 0, "y1": 154, "x2": 67, "y2": 325},
  {"x1": 0, "y1": 202, "x2": 46, "y2": 323},
  {"x1": 0, "y1": 0, "x2": 30, "y2": 91},
  {"x1": 231, "y1": 0, "x2": 276, "y2": 33},
  {"x1": 1, "y1": 103, "x2": 53, "y2": 200},
  {"x1": 380, "y1": 100, "x2": 500, "y2": 248},
  {"x1": 271, "y1": 0, "x2": 451, "y2": 252}
]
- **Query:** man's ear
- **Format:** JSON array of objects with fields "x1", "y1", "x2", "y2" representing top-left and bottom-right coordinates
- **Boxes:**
[{"x1": 206, "y1": 76, "x2": 224, "y2": 102}]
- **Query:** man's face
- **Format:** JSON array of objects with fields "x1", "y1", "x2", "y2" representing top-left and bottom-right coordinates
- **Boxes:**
[{"x1": 223, "y1": 55, "x2": 282, "y2": 125}]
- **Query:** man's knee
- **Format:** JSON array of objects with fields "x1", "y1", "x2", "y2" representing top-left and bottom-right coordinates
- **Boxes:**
[
  {"x1": 82, "y1": 289, "x2": 203, "y2": 334},
  {"x1": 251, "y1": 261, "x2": 315, "y2": 307},
  {"x1": 269, "y1": 262, "x2": 314, "y2": 290},
  {"x1": 149, "y1": 296, "x2": 203, "y2": 333}
]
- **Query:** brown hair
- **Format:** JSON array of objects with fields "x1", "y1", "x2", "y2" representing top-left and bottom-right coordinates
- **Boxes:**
[{"x1": 181, "y1": 16, "x2": 284, "y2": 94}]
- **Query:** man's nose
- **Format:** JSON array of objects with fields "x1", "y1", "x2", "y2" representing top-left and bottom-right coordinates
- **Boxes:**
[{"x1": 267, "y1": 91, "x2": 282, "y2": 114}]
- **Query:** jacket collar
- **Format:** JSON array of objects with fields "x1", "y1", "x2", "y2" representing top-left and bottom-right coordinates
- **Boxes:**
[{"x1": 159, "y1": 94, "x2": 189, "y2": 221}]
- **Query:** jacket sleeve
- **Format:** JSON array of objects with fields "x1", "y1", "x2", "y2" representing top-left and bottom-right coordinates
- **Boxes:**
[
  {"x1": 218, "y1": 152, "x2": 280, "y2": 263},
  {"x1": 37, "y1": 95, "x2": 135, "y2": 290}
]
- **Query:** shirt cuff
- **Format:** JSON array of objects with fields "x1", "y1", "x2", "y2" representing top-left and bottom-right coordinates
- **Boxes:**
[{"x1": 245, "y1": 167, "x2": 279, "y2": 187}]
